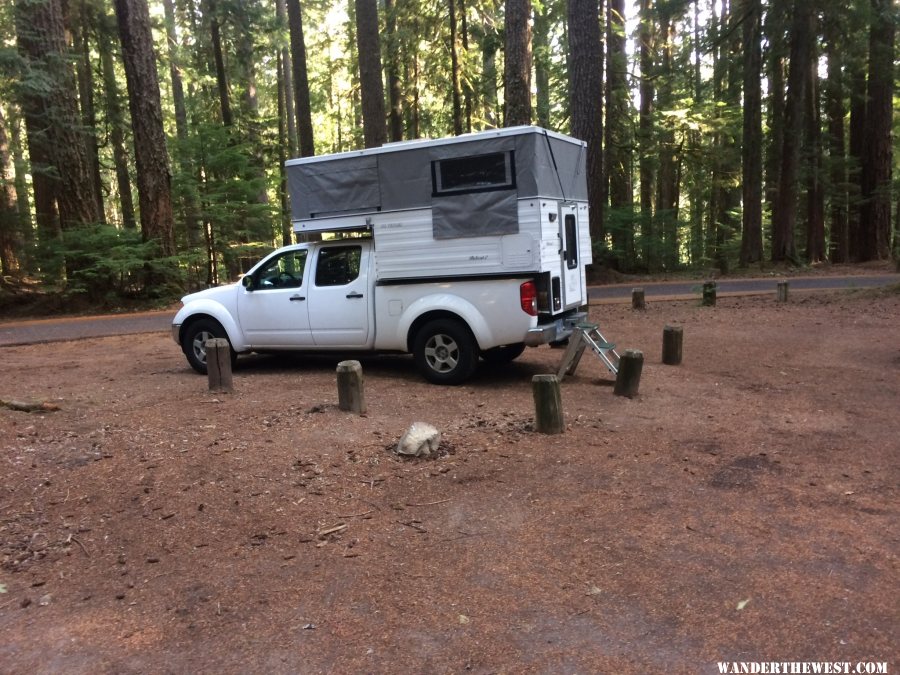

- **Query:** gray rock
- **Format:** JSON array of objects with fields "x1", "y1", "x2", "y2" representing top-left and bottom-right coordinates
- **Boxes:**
[{"x1": 396, "y1": 422, "x2": 441, "y2": 458}]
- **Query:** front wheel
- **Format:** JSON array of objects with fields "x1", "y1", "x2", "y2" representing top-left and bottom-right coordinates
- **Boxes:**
[
  {"x1": 181, "y1": 318, "x2": 236, "y2": 374},
  {"x1": 413, "y1": 319, "x2": 479, "y2": 385}
]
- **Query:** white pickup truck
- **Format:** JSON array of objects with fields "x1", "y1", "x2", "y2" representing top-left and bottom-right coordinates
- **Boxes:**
[{"x1": 172, "y1": 126, "x2": 593, "y2": 384}]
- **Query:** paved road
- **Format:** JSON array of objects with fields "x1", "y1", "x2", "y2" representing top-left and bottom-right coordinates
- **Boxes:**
[
  {"x1": 587, "y1": 274, "x2": 900, "y2": 301},
  {"x1": 0, "y1": 309, "x2": 175, "y2": 347},
  {"x1": 1, "y1": 274, "x2": 897, "y2": 347}
]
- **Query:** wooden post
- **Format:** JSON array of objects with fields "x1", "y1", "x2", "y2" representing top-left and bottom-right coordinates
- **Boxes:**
[
  {"x1": 702, "y1": 281, "x2": 717, "y2": 306},
  {"x1": 631, "y1": 287, "x2": 646, "y2": 310},
  {"x1": 613, "y1": 349, "x2": 644, "y2": 398},
  {"x1": 336, "y1": 360, "x2": 367, "y2": 414},
  {"x1": 206, "y1": 338, "x2": 233, "y2": 393},
  {"x1": 662, "y1": 325, "x2": 683, "y2": 365},
  {"x1": 777, "y1": 281, "x2": 789, "y2": 303},
  {"x1": 532, "y1": 374, "x2": 564, "y2": 434}
]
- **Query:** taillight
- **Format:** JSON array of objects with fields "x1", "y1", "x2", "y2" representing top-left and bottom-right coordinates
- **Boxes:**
[{"x1": 520, "y1": 280, "x2": 538, "y2": 316}]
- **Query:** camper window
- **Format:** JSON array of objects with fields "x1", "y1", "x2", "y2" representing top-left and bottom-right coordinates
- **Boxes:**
[
  {"x1": 564, "y1": 214, "x2": 578, "y2": 269},
  {"x1": 432, "y1": 152, "x2": 514, "y2": 195}
]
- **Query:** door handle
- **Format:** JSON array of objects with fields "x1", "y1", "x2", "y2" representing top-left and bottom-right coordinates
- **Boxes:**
[
  {"x1": 290, "y1": 295, "x2": 306, "y2": 301},
  {"x1": 346, "y1": 292, "x2": 364, "y2": 299}
]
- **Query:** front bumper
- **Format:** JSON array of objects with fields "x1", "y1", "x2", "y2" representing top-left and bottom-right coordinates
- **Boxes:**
[
  {"x1": 524, "y1": 311, "x2": 588, "y2": 347},
  {"x1": 171, "y1": 323, "x2": 182, "y2": 344}
]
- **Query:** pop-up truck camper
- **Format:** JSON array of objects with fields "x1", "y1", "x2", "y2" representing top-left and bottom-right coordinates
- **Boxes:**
[{"x1": 173, "y1": 126, "x2": 595, "y2": 384}]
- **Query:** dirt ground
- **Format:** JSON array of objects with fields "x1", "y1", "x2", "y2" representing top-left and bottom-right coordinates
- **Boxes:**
[{"x1": 1, "y1": 289, "x2": 897, "y2": 674}]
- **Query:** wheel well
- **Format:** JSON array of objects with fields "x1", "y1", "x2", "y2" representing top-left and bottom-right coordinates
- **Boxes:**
[
  {"x1": 179, "y1": 314, "x2": 224, "y2": 345},
  {"x1": 406, "y1": 311, "x2": 474, "y2": 352}
]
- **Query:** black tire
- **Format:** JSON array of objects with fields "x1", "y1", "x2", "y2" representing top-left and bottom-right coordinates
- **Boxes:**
[
  {"x1": 181, "y1": 318, "x2": 236, "y2": 374},
  {"x1": 413, "y1": 319, "x2": 479, "y2": 385},
  {"x1": 481, "y1": 342, "x2": 526, "y2": 365}
]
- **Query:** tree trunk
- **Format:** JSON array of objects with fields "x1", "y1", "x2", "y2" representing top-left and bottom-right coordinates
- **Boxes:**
[
  {"x1": 408, "y1": 24, "x2": 421, "y2": 137},
  {"x1": 823, "y1": 15, "x2": 848, "y2": 264},
  {"x1": 99, "y1": 20, "x2": 137, "y2": 232},
  {"x1": 771, "y1": 1, "x2": 812, "y2": 264},
  {"x1": 638, "y1": 0, "x2": 655, "y2": 270},
  {"x1": 0, "y1": 107, "x2": 23, "y2": 276},
  {"x1": 533, "y1": 1, "x2": 550, "y2": 128},
  {"x1": 73, "y1": 0, "x2": 106, "y2": 225},
  {"x1": 286, "y1": 0, "x2": 315, "y2": 156},
  {"x1": 479, "y1": 10, "x2": 500, "y2": 128},
  {"x1": 740, "y1": 0, "x2": 763, "y2": 266},
  {"x1": 568, "y1": 0, "x2": 603, "y2": 247},
  {"x1": 384, "y1": 0, "x2": 403, "y2": 141},
  {"x1": 847, "y1": 63, "x2": 866, "y2": 261},
  {"x1": 234, "y1": 0, "x2": 269, "y2": 210},
  {"x1": 805, "y1": 44, "x2": 825, "y2": 263},
  {"x1": 503, "y1": 0, "x2": 531, "y2": 126},
  {"x1": 205, "y1": 0, "x2": 232, "y2": 127},
  {"x1": 160, "y1": 0, "x2": 200, "y2": 243},
  {"x1": 355, "y1": 0, "x2": 387, "y2": 148},
  {"x1": 449, "y1": 0, "x2": 464, "y2": 135},
  {"x1": 275, "y1": 0, "x2": 298, "y2": 155},
  {"x1": 9, "y1": 112, "x2": 33, "y2": 270},
  {"x1": 764, "y1": 3, "x2": 786, "y2": 245},
  {"x1": 15, "y1": 0, "x2": 101, "y2": 233},
  {"x1": 711, "y1": 0, "x2": 740, "y2": 272},
  {"x1": 688, "y1": 0, "x2": 703, "y2": 267},
  {"x1": 114, "y1": 0, "x2": 177, "y2": 257},
  {"x1": 459, "y1": 0, "x2": 473, "y2": 132},
  {"x1": 605, "y1": 0, "x2": 633, "y2": 269},
  {"x1": 656, "y1": 9, "x2": 677, "y2": 271},
  {"x1": 17, "y1": 98, "x2": 61, "y2": 277},
  {"x1": 858, "y1": 0, "x2": 894, "y2": 261},
  {"x1": 276, "y1": 53, "x2": 292, "y2": 247}
]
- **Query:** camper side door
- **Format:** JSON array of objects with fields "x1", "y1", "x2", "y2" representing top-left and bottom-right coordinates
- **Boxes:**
[{"x1": 558, "y1": 204, "x2": 585, "y2": 308}]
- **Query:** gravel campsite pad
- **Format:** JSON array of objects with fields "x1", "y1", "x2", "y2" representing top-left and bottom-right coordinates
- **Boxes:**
[{"x1": 1, "y1": 290, "x2": 897, "y2": 673}]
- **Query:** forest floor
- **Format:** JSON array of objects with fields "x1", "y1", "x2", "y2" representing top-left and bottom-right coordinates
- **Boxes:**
[{"x1": 0, "y1": 288, "x2": 898, "y2": 673}]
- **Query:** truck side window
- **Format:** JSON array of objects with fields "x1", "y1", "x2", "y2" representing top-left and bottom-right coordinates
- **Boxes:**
[
  {"x1": 257, "y1": 250, "x2": 307, "y2": 289},
  {"x1": 432, "y1": 151, "x2": 515, "y2": 195},
  {"x1": 315, "y1": 246, "x2": 362, "y2": 287}
]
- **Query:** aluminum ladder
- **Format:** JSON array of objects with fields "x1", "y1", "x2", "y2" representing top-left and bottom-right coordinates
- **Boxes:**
[{"x1": 557, "y1": 323, "x2": 620, "y2": 381}]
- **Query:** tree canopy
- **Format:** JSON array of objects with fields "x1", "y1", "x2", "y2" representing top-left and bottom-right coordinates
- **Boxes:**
[{"x1": 0, "y1": 0, "x2": 897, "y2": 303}]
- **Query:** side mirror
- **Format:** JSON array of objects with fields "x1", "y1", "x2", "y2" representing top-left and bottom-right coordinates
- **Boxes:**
[{"x1": 241, "y1": 275, "x2": 255, "y2": 291}]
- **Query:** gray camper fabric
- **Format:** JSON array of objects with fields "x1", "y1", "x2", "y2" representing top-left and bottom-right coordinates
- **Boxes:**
[
  {"x1": 287, "y1": 127, "x2": 587, "y2": 237},
  {"x1": 378, "y1": 149, "x2": 433, "y2": 211},
  {"x1": 546, "y1": 135, "x2": 588, "y2": 200},
  {"x1": 429, "y1": 135, "x2": 519, "y2": 239},
  {"x1": 432, "y1": 188, "x2": 519, "y2": 239},
  {"x1": 288, "y1": 154, "x2": 380, "y2": 220}
]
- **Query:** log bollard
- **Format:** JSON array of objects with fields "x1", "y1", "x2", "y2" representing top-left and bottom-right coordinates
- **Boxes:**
[
  {"x1": 632, "y1": 287, "x2": 646, "y2": 310},
  {"x1": 777, "y1": 281, "x2": 789, "y2": 303},
  {"x1": 336, "y1": 360, "x2": 367, "y2": 414},
  {"x1": 532, "y1": 374, "x2": 564, "y2": 434},
  {"x1": 206, "y1": 338, "x2": 233, "y2": 393},
  {"x1": 662, "y1": 325, "x2": 683, "y2": 365},
  {"x1": 614, "y1": 349, "x2": 644, "y2": 398},
  {"x1": 702, "y1": 281, "x2": 717, "y2": 306}
]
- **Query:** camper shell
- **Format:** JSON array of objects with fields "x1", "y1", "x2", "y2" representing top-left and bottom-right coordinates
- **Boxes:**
[{"x1": 286, "y1": 126, "x2": 592, "y2": 315}]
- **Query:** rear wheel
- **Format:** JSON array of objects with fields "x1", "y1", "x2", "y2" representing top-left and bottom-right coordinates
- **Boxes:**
[
  {"x1": 413, "y1": 319, "x2": 478, "y2": 385},
  {"x1": 481, "y1": 342, "x2": 526, "y2": 365},
  {"x1": 182, "y1": 318, "x2": 236, "y2": 374}
]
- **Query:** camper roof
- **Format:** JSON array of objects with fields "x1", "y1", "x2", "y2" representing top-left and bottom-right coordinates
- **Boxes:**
[{"x1": 284, "y1": 126, "x2": 584, "y2": 167}]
